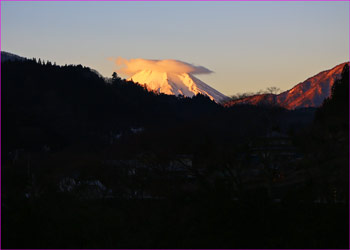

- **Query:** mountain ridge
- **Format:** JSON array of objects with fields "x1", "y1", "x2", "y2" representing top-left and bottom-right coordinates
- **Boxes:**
[
  {"x1": 1, "y1": 51, "x2": 26, "y2": 62},
  {"x1": 225, "y1": 62, "x2": 349, "y2": 109}
]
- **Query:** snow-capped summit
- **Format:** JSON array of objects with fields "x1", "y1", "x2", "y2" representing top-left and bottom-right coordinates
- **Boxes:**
[{"x1": 129, "y1": 69, "x2": 227, "y2": 102}]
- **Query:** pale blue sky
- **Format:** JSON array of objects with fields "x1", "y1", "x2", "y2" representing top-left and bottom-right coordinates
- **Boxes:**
[{"x1": 1, "y1": 1, "x2": 349, "y2": 95}]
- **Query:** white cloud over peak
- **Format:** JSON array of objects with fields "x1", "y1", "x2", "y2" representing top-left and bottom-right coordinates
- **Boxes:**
[{"x1": 113, "y1": 57, "x2": 213, "y2": 76}]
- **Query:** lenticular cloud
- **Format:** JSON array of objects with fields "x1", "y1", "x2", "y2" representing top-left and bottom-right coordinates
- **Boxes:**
[
  {"x1": 114, "y1": 57, "x2": 213, "y2": 77},
  {"x1": 110, "y1": 57, "x2": 227, "y2": 102}
]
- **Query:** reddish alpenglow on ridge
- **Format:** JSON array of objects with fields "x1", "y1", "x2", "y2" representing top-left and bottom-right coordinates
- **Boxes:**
[{"x1": 224, "y1": 62, "x2": 349, "y2": 109}]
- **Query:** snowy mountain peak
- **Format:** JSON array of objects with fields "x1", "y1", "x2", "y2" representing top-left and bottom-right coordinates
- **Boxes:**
[{"x1": 128, "y1": 70, "x2": 227, "y2": 102}]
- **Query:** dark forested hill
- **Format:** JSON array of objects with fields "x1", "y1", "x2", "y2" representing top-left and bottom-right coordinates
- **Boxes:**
[
  {"x1": 2, "y1": 59, "x2": 221, "y2": 154},
  {"x1": 2, "y1": 59, "x2": 315, "y2": 158},
  {"x1": 3, "y1": 59, "x2": 348, "y2": 249}
]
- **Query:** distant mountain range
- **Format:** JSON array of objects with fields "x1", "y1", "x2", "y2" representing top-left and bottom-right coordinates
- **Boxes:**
[{"x1": 225, "y1": 62, "x2": 349, "y2": 109}]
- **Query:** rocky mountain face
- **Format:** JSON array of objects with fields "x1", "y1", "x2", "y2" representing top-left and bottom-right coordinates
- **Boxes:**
[{"x1": 225, "y1": 62, "x2": 348, "y2": 109}]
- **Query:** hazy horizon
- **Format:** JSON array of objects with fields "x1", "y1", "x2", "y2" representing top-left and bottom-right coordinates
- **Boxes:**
[{"x1": 1, "y1": 1, "x2": 349, "y2": 96}]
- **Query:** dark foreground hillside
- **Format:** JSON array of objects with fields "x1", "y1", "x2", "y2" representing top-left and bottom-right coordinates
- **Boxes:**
[
  {"x1": 3, "y1": 197, "x2": 348, "y2": 248},
  {"x1": 2, "y1": 60, "x2": 348, "y2": 248}
]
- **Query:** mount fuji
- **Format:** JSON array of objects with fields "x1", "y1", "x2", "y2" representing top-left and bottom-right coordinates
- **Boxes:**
[{"x1": 129, "y1": 70, "x2": 227, "y2": 103}]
